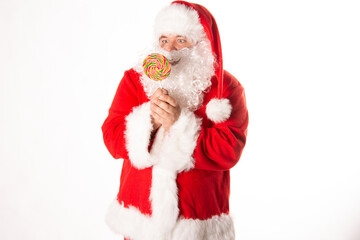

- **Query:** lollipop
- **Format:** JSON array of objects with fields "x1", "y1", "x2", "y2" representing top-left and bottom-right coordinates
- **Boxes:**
[{"x1": 143, "y1": 53, "x2": 171, "y2": 81}]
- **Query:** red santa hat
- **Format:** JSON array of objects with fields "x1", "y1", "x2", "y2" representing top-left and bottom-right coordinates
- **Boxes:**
[{"x1": 153, "y1": 1, "x2": 232, "y2": 123}]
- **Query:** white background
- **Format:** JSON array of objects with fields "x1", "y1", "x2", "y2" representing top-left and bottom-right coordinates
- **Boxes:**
[{"x1": 1, "y1": 0, "x2": 360, "y2": 239}]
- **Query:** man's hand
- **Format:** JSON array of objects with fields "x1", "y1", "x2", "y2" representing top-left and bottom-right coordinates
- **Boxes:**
[
  {"x1": 150, "y1": 88, "x2": 166, "y2": 132},
  {"x1": 150, "y1": 88, "x2": 181, "y2": 132}
]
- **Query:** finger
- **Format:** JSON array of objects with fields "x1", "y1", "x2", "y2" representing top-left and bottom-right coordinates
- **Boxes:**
[
  {"x1": 158, "y1": 94, "x2": 177, "y2": 107},
  {"x1": 154, "y1": 99, "x2": 174, "y2": 114},
  {"x1": 161, "y1": 88, "x2": 168, "y2": 95},
  {"x1": 150, "y1": 88, "x2": 164, "y2": 100},
  {"x1": 152, "y1": 108, "x2": 167, "y2": 126},
  {"x1": 152, "y1": 102, "x2": 171, "y2": 119},
  {"x1": 151, "y1": 101, "x2": 169, "y2": 114},
  {"x1": 151, "y1": 101, "x2": 161, "y2": 114},
  {"x1": 150, "y1": 105, "x2": 161, "y2": 119},
  {"x1": 151, "y1": 104, "x2": 163, "y2": 121},
  {"x1": 152, "y1": 111, "x2": 164, "y2": 122}
]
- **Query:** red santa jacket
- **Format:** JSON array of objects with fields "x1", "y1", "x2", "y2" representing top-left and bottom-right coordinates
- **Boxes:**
[{"x1": 101, "y1": 67, "x2": 248, "y2": 240}]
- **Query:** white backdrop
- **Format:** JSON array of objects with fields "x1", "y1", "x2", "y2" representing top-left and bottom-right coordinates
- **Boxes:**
[{"x1": 1, "y1": 0, "x2": 360, "y2": 239}]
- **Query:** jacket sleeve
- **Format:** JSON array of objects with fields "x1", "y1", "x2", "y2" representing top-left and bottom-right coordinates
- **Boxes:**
[
  {"x1": 101, "y1": 70, "x2": 139, "y2": 160},
  {"x1": 192, "y1": 76, "x2": 249, "y2": 171}
]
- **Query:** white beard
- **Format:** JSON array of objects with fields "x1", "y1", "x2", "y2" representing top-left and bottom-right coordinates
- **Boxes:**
[{"x1": 134, "y1": 39, "x2": 216, "y2": 111}]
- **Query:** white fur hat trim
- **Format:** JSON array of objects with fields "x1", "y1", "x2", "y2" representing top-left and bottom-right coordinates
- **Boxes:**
[{"x1": 153, "y1": 3, "x2": 206, "y2": 43}]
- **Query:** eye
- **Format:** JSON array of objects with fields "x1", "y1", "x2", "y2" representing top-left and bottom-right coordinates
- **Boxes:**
[
  {"x1": 177, "y1": 39, "x2": 186, "y2": 43},
  {"x1": 161, "y1": 39, "x2": 168, "y2": 44}
]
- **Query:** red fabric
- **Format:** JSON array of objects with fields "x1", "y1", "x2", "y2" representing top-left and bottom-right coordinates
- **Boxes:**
[
  {"x1": 172, "y1": 1, "x2": 224, "y2": 97},
  {"x1": 101, "y1": 70, "x2": 142, "y2": 160},
  {"x1": 101, "y1": 1, "x2": 249, "y2": 234},
  {"x1": 193, "y1": 71, "x2": 248, "y2": 171},
  {"x1": 101, "y1": 69, "x2": 153, "y2": 215},
  {"x1": 101, "y1": 69, "x2": 248, "y2": 219}
]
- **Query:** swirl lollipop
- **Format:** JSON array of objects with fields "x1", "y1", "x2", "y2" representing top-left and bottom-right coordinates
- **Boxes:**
[{"x1": 143, "y1": 53, "x2": 171, "y2": 82}]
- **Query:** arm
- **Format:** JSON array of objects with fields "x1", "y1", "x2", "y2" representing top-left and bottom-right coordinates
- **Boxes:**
[
  {"x1": 145, "y1": 73, "x2": 248, "y2": 173},
  {"x1": 193, "y1": 76, "x2": 249, "y2": 171},
  {"x1": 101, "y1": 70, "x2": 155, "y2": 169},
  {"x1": 101, "y1": 70, "x2": 139, "y2": 160}
]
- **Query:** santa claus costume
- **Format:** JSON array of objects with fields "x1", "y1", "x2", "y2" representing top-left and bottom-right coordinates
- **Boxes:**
[{"x1": 101, "y1": 1, "x2": 249, "y2": 240}]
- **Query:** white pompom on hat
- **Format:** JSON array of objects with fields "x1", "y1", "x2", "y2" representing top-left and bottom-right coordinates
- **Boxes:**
[{"x1": 153, "y1": 1, "x2": 232, "y2": 123}]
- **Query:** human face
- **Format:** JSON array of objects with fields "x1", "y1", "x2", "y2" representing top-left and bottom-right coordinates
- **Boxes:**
[
  {"x1": 159, "y1": 34, "x2": 193, "y2": 52},
  {"x1": 159, "y1": 34, "x2": 193, "y2": 65}
]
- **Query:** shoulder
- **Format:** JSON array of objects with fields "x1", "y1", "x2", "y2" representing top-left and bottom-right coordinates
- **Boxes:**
[
  {"x1": 119, "y1": 68, "x2": 143, "y2": 90},
  {"x1": 204, "y1": 70, "x2": 245, "y2": 102},
  {"x1": 127, "y1": 68, "x2": 141, "y2": 79},
  {"x1": 222, "y1": 70, "x2": 245, "y2": 99},
  {"x1": 123, "y1": 68, "x2": 149, "y2": 102},
  {"x1": 123, "y1": 68, "x2": 141, "y2": 82},
  {"x1": 223, "y1": 70, "x2": 244, "y2": 91}
]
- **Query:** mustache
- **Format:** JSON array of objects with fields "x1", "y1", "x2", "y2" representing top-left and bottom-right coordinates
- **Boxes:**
[{"x1": 156, "y1": 47, "x2": 192, "y2": 64}]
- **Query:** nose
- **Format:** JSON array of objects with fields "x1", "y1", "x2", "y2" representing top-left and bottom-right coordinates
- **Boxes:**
[{"x1": 163, "y1": 40, "x2": 178, "y2": 52}]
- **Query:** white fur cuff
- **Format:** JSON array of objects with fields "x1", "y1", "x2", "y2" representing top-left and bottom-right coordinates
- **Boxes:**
[
  {"x1": 150, "y1": 110, "x2": 202, "y2": 172},
  {"x1": 125, "y1": 102, "x2": 154, "y2": 169}
]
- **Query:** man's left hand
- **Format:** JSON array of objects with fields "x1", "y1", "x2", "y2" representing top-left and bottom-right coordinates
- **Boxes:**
[{"x1": 150, "y1": 92, "x2": 181, "y2": 132}]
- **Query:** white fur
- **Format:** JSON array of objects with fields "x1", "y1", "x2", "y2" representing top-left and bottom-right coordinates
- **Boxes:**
[
  {"x1": 125, "y1": 102, "x2": 155, "y2": 169},
  {"x1": 206, "y1": 98, "x2": 232, "y2": 123},
  {"x1": 153, "y1": 3, "x2": 206, "y2": 44},
  {"x1": 105, "y1": 199, "x2": 235, "y2": 240},
  {"x1": 150, "y1": 167, "x2": 178, "y2": 239},
  {"x1": 106, "y1": 110, "x2": 206, "y2": 239},
  {"x1": 150, "y1": 110, "x2": 202, "y2": 172},
  {"x1": 134, "y1": 39, "x2": 215, "y2": 111},
  {"x1": 105, "y1": 200, "x2": 152, "y2": 240},
  {"x1": 171, "y1": 214, "x2": 235, "y2": 240},
  {"x1": 146, "y1": 110, "x2": 202, "y2": 238},
  {"x1": 124, "y1": 102, "x2": 202, "y2": 170}
]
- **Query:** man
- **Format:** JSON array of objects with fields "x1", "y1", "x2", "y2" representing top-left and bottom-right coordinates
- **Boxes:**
[{"x1": 101, "y1": 1, "x2": 249, "y2": 240}]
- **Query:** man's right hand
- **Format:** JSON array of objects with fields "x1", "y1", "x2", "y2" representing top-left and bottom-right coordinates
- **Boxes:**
[{"x1": 150, "y1": 88, "x2": 168, "y2": 131}]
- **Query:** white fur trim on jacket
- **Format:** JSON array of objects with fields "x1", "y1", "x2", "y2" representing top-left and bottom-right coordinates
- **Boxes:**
[
  {"x1": 105, "y1": 199, "x2": 235, "y2": 240},
  {"x1": 206, "y1": 98, "x2": 232, "y2": 123},
  {"x1": 140, "y1": 110, "x2": 201, "y2": 238},
  {"x1": 107, "y1": 109, "x2": 207, "y2": 239},
  {"x1": 105, "y1": 200, "x2": 151, "y2": 240},
  {"x1": 125, "y1": 102, "x2": 154, "y2": 169},
  {"x1": 171, "y1": 214, "x2": 235, "y2": 240},
  {"x1": 154, "y1": 3, "x2": 206, "y2": 44},
  {"x1": 150, "y1": 109, "x2": 202, "y2": 172},
  {"x1": 149, "y1": 167, "x2": 178, "y2": 239}
]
